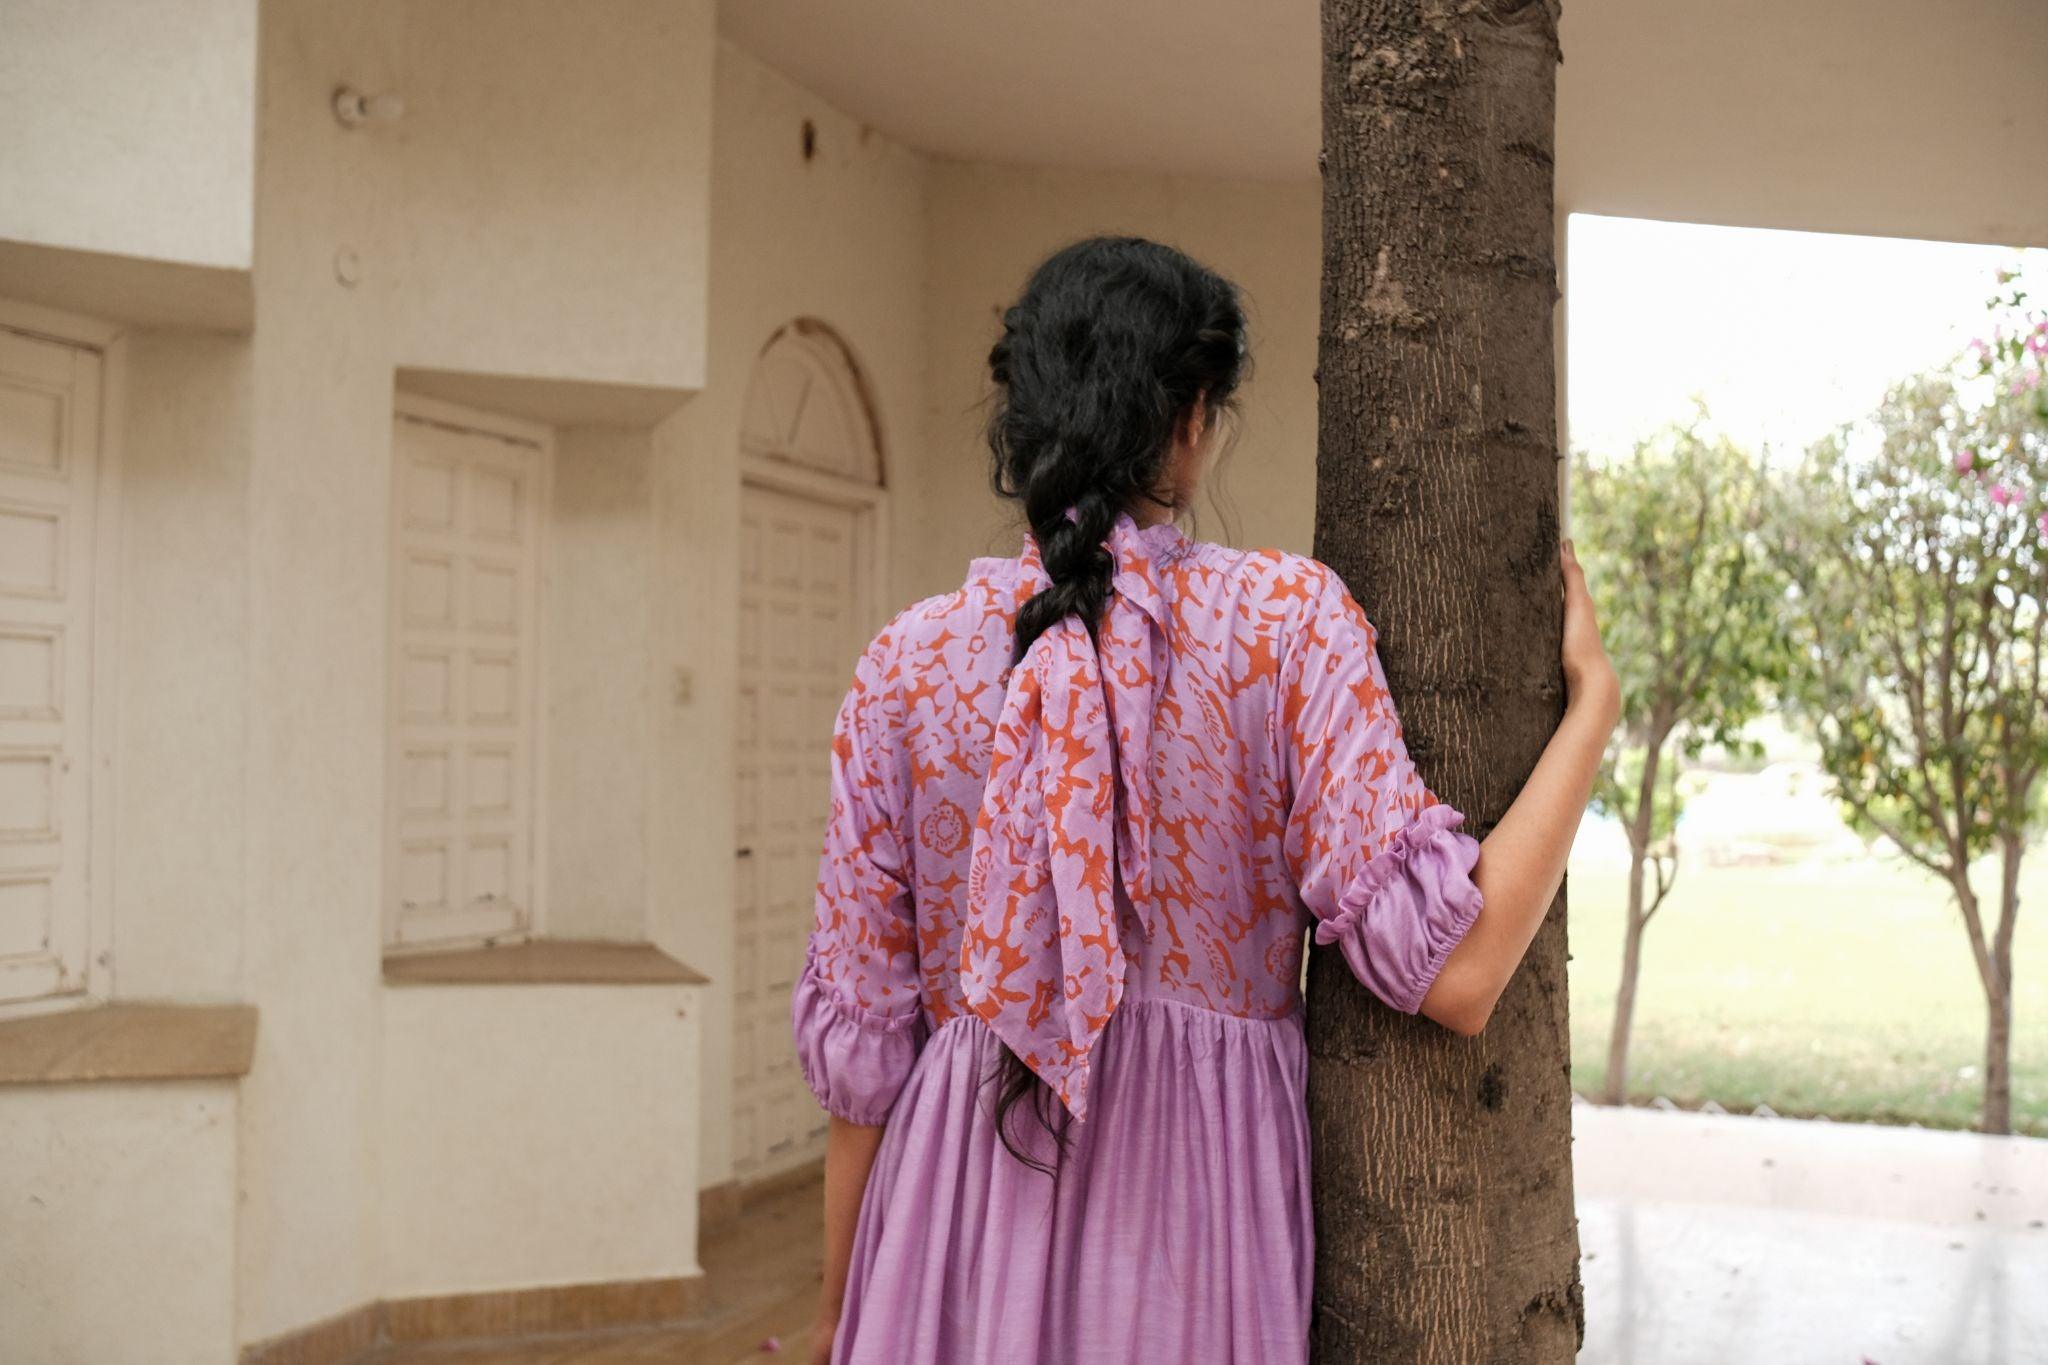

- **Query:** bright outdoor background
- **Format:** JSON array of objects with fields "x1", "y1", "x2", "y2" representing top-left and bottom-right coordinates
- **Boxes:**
[{"x1": 1564, "y1": 214, "x2": 2048, "y2": 1136}]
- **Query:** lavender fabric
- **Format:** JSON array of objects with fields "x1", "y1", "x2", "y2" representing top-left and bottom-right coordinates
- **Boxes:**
[
  {"x1": 1317, "y1": 802, "x2": 1485, "y2": 1016},
  {"x1": 793, "y1": 951, "x2": 932, "y2": 1126},
  {"x1": 791, "y1": 513, "x2": 1486, "y2": 1364}
]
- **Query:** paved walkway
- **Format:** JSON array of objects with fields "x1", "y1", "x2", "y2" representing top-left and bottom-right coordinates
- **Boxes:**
[
  {"x1": 1572, "y1": 1101, "x2": 2048, "y2": 1364},
  {"x1": 373, "y1": 1102, "x2": 2047, "y2": 1363}
]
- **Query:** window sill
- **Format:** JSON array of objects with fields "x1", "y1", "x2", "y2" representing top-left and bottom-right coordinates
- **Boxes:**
[
  {"x1": 381, "y1": 938, "x2": 709, "y2": 988},
  {"x1": 0, "y1": 1001, "x2": 258, "y2": 1088}
]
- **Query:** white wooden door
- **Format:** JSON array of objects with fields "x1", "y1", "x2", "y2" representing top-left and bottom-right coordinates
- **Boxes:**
[
  {"x1": 387, "y1": 408, "x2": 545, "y2": 949},
  {"x1": 0, "y1": 327, "x2": 102, "y2": 1004},
  {"x1": 733, "y1": 481, "x2": 868, "y2": 1176}
]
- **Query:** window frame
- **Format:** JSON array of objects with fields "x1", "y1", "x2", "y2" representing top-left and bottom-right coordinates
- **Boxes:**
[{"x1": 383, "y1": 390, "x2": 552, "y2": 954}]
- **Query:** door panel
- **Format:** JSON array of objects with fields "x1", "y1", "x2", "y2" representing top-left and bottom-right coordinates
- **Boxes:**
[{"x1": 733, "y1": 481, "x2": 867, "y2": 1176}]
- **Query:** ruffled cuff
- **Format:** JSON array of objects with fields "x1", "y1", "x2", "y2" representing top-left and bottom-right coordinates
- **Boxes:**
[
  {"x1": 790, "y1": 953, "x2": 929, "y2": 1126},
  {"x1": 1312, "y1": 802, "x2": 1484, "y2": 1015}
]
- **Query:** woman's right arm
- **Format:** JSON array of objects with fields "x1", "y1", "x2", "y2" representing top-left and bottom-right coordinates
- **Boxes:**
[
  {"x1": 1417, "y1": 539, "x2": 1619, "y2": 1037},
  {"x1": 814, "y1": 1116, "x2": 886, "y2": 1363},
  {"x1": 794, "y1": 618, "x2": 930, "y2": 1360}
]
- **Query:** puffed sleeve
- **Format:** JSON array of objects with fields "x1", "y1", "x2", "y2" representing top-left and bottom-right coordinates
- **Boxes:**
[
  {"x1": 790, "y1": 620, "x2": 930, "y2": 1125},
  {"x1": 1278, "y1": 560, "x2": 1484, "y2": 1016}
]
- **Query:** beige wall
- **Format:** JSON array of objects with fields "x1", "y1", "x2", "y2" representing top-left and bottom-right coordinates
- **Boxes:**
[
  {"x1": 114, "y1": 332, "x2": 253, "y2": 1003},
  {"x1": 4, "y1": 14, "x2": 883, "y2": 1350},
  {"x1": 0, "y1": 305, "x2": 254, "y2": 1361},
  {"x1": 237, "y1": 0, "x2": 400, "y2": 1333},
  {"x1": 661, "y1": 38, "x2": 932, "y2": 1190},
  {"x1": 389, "y1": 1, "x2": 712, "y2": 391},
  {"x1": 914, "y1": 160, "x2": 1322, "y2": 599},
  {"x1": 379, "y1": 984, "x2": 703, "y2": 1295},
  {"x1": 547, "y1": 428, "x2": 657, "y2": 942},
  {"x1": 231, "y1": 0, "x2": 722, "y2": 1338},
  {"x1": 0, "y1": 0, "x2": 256, "y2": 269},
  {"x1": 0, "y1": 1082, "x2": 239, "y2": 1365}
]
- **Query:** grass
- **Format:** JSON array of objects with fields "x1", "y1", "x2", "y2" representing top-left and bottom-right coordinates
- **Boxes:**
[{"x1": 1565, "y1": 834, "x2": 2048, "y2": 1137}]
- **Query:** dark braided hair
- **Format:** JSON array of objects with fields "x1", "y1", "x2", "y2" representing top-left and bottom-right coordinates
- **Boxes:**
[{"x1": 980, "y1": 235, "x2": 1252, "y2": 1172}]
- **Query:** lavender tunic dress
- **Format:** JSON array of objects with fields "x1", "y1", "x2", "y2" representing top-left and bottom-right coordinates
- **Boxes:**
[{"x1": 791, "y1": 510, "x2": 1485, "y2": 1364}]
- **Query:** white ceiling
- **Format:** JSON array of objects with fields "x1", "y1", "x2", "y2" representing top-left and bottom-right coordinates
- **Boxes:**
[
  {"x1": 719, "y1": 0, "x2": 2048, "y2": 247},
  {"x1": 718, "y1": 0, "x2": 1321, "y2": 181}
]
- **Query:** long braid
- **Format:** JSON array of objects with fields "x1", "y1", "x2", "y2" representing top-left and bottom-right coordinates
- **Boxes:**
[
  {"x1": 976, "y1": 235, "x2": 1252, "y2": 1173},
  {"x1": 1014, "y1": 487, "x2": 1119, "y2": 662}
]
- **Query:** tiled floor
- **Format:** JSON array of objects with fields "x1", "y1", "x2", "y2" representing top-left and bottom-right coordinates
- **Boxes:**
[
  {"x1": 377, "y1": 1104, "x2": 2048, "y2": 1363},
  {"x1": 1572, "y1": 1101, "x2": 2048, "y2": 1364},
  {"x1": 370, "y1": 1172, "x2": 823, "y2": 1364}
]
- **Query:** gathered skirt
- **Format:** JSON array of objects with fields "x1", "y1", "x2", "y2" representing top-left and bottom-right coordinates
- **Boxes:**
[{"x1": 832, "y1": 991, "x2": 1315, "y2": 1365}]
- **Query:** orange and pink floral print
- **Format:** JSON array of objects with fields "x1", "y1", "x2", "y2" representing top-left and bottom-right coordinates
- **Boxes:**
[
  {"x1": 797, "y1": 509, "x2": 1484, "y2": 1127},
  {"x1": 960, "y1": 511, "x2": 1175, "y2": 1118}
]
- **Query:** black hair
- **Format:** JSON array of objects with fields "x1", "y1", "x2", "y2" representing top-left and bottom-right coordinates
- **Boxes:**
[{"x1": 979, "y1": 234, "x2": 1252, "y2": 1173}]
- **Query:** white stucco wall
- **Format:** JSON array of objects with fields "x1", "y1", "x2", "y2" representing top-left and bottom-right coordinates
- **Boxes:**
[
  {"x1": 112, "y1": 332, "x2": 253, "y2": 1003},
  {"x1": 0, "y1": 286, "x2": 254, "y2": 1365},
  {"x1": 379, "y1": 984, "x2": 703, "y2": 1295},
  {"x1": 0, "y1": 0, "x2": 257, "y2": 270},
  {"x1": 234, "y1": 0, "x2": 719, "y2": 1342},
  {"x1": 236, "y1": 4, "x2": 394, "y2": 1336},
  {"x1": 0, "y1": 1082, "x2": 239, "y2": 1365},
  {"x1": 659, "y1": 38, "x2": 931, "y2": 1191},
  {"x1": 3, "y1": 2, "x2": 726, "y2": 1346},
  {"x1": 387, "y1": 0, "x2": 713, "y2": 391},
  {"x1": 547, "y1": 427, "x2": 657, "y2": 942}
]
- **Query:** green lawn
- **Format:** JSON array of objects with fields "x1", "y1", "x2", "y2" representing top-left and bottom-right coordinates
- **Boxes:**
[{"x1": 1565, "y1": 842, "x2": 2048, "y2": 1137}]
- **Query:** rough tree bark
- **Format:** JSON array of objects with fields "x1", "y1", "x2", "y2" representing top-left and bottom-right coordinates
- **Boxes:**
[{"x1": 1307, "y1": 2, "x2": 1581, "y2": 1362}]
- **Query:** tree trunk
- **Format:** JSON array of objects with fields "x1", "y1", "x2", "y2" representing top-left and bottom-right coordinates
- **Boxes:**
[
  {"x1": 1982, "y1": 836, "x2": 2021, "y2": 1135},
  {"x1": 1308, "y1": 2, "x2": 1579, "y2": 1362},
  {"x1": 1602, "y1": 868, "x2": 1644, "y2": 1107},
  {"x1": 1604, "y1": 739, "x2": 1662, "y2": 1107},
  {"x1": 1983, "y1": 972, "x2": 2012, "y2": 1136}
]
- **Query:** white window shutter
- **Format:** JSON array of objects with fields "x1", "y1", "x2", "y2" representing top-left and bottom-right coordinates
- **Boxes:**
[
  {"x1": 0, "y1": 326, "x2": 102, "y2": 1003},
  {"x1": 386, "y1": 406, "x2": 544, "y2": 949}
]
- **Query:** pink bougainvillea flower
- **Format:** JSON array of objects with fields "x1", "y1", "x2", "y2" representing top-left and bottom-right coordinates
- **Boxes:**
[
  {"x1": 2038, "y1": 509, "x2": 2048, "y2": 540},
  {"x1": 1988, "y1": 483, "x2": 2018, "y2": 505},
  {"x1": 1954, "y1": 447, "x2": 1975, "y2": 474}
]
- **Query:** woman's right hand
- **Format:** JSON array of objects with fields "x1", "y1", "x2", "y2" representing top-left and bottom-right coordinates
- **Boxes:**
[{"x1": 1560, "y1": 539, "x2": 1619, "y2": 728}]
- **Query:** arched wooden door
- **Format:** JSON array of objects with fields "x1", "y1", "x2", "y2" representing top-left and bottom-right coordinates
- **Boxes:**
[{"x1": 731, "y1": 319, "x2": 888, "y2": 1178}]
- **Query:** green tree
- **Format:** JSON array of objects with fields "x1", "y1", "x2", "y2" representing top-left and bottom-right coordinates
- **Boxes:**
[
  {"x1": 1571, "y1": 412, "x2": 1787, "y2": 1107},
  {"x1": 1765, "y1": 286, "x2": 2047, "y2": 1134}
]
